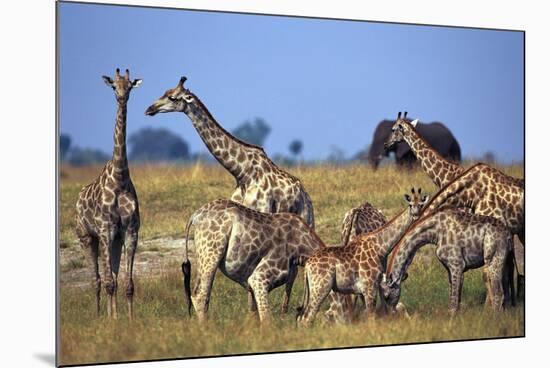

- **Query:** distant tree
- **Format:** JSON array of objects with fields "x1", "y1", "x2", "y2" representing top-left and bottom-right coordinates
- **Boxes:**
[
  {"x1": 232, "y1": 118, "x2": 271, "y2": 146},
  {"x1": 68, "y1": 147, "x2": 110, "y2": 166},
  {"x1": 129, "y1": 127, "x2": 190, "y2": 162},
  {"x1": 289, "y1": 139, "x2": 303, "y2": 158},
  {"x1": 60, "y1": 134, "x2": 72, "y2": 160}
]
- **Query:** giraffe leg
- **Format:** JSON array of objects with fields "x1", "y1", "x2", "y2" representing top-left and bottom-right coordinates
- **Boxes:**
[
  {"x1": 299, "y1": 272, "x2": 333, "y2": 327},
  {"x1": 448, "y1": 267, "x2": 464, "y2": 316},
  {"x1": 98, "y1": 229, "x2": 117, "y2": 319},
  {"x1": 482, "y1": 268, "x2": 492, "y2": 307},
  {"x1": 281, "y1": 260, "x2": 298, "y2": 313},
  {"x1": 516, "y1": 231, "x2": 525, "y2": 301},
  {"x1": 360, "y1": 285, "x2": 377, "y2": 322},
  {"x1": 325, "y1": 292, "x2": 354, "y2": 324},
  {"x1": 78, "y1": 233, "x2": 101, "y2": 316},
  {"x1": 124, "y1": 230, "x2": 138, "y2": 320},
  {"x1": 248, "y1": 276, "x2": 271, "y2": 323},
  {"x1": 190, "y1": 234, "x2": 227, "y2": 322},
  {"x1": 248, "y1": 258, "x2": 288, "y2": 323},
  {"x1": 247, "y1": 289, "x2": 258, "y2": 313}
]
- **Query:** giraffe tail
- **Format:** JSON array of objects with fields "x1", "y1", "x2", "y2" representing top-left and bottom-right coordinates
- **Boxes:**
[
  {"x1": 295, "y1": 266, "x2": 310, "y2": 321},
  {"x1": 182, "y1": 213, "x2": 196, "y2": 316},
  {"x1": 341, "y1": 208, "x2": 360, "y2": 247},
  {"x1": 302, "y1": 190, "x2": 315, "y2": 230}
]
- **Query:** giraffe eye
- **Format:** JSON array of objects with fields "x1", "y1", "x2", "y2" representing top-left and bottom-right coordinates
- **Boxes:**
[{"x1": 168, "y1": 96, "x2": 178, "y2": 102}]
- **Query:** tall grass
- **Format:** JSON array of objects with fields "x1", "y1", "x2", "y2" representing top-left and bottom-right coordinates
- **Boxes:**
[{"x1": 58, "y1": 163, "x2": 524, "y2": 366}]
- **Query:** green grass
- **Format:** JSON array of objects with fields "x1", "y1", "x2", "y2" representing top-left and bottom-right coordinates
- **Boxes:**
[{"x1": 58, "y1": 163, "x2": 524, "y2": 366}]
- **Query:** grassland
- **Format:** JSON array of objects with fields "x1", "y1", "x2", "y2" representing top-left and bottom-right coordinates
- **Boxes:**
[{"x1": 58, "y1": 163, "x2": 524, "y2": 366}]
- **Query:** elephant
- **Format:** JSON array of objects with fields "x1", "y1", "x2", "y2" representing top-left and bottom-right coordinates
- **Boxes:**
[{"x1": 367, "y1": 119, "x2": 461, "y2": 169}]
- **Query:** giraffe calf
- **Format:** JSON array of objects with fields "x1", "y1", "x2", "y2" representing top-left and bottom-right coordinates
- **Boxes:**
[
  {"x1": 323, "y1": 201, "x2": 388, "y2": 323},
  {"x1": 181, "y1": 198, "x2": 325, "y2": 323},
  {"x1": 381, "y1": 208, "x2": 515, "y2": 315},
  {"x1": 296, "y1": 188, "x2": 429, "y2": 326}
]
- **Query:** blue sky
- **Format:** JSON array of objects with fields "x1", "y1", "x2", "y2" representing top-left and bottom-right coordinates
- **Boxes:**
[{"x1": 59, "y1": 2, "x2": 524, "y2": 162}]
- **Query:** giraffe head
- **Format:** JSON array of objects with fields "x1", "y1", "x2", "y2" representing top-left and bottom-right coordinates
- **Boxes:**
[
  {"x1": 379, "y1": 272, "x2": 404, "y2": 310},
  {"x1": 102, "y1": 68, "x2": 142, "y2": 103},
  {"x1": 145, "y1": 76, "x2": 196, "y2": 116},
  {"x1": 384, "y1": 111, "x2": 418, "y2": 150},
  {"x1": 405, "y1": 187, "x2": 430, "y2": 221},
  {"x1": 379, "y1": 187, "x2": 428, "y2": 309}
]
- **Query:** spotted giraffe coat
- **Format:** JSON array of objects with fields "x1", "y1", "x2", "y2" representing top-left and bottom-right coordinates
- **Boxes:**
[
  {"x1": 381, "y1": 208, "x2": 514, "y2": 314},
  {"x1": 181, "y1": 198, "x2": 325, "y2": 323},
  {"x1": 296, "y1": 189, "x2": 428, "y2": 325}
]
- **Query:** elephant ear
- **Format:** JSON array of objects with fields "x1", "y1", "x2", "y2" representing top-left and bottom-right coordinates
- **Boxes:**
[{"x1": 411, "y1": 119, "x2": 419, "y2": 128}]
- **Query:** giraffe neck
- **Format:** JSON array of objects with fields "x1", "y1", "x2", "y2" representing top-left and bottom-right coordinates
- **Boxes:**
[
  {"x1": 423, "y1": 164, "x2": 482, "y2": 215},
  {"x1": 403, "y1": 126, "x2": 462, "y2": 188},
  {"x1": 372, "y1": 209, "x2": 414, "y2": 257},
  {"x1": 185, "y1": 94, "x2": 259, "y2": 183},
  {"x1": 388, "y1": 215, "x2": 439, "y2": 282},
  {"x1": 112, "y1": 100, "x2": 129, "y2": 175}
]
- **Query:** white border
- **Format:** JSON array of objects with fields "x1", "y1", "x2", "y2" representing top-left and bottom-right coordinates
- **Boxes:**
[{"x1": 1, "y1": 1, "x2": 548, "y2": 367}]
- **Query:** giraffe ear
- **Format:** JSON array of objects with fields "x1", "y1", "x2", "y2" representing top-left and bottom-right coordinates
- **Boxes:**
[
  {"x1": 102, "y1": 76, "x2": 113, "y2": 87},
  {"x1": 404, "y1": 194, "x2": 411, "y2": 203},
  {"x1": 421, "y1": 194, "x2": 430, "y2": 204},
  {"x1": 411, "y1": 119, "x2": 419, "y2": 128},
  {"x1": 132, "y1": 79, "x2": 142, "y2": 88}
]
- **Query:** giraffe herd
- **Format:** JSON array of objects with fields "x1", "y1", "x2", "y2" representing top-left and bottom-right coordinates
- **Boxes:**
[{"x1": 74, "y1": 69, "x2": 524, "y2": 326}]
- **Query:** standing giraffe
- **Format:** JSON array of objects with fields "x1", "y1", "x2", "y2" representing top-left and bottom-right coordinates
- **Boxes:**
[
  {"x1": 180, "y1": 199, "x2": 325, "y2": 323},
  {"x1": 296, "y1": 188, "x2": 429, "y2": 326},
  {"x1": 145, "y1": 77, "x2": 314, "y2": 229},
  {"x1": 75, "y1": 69, "x2": 142, "y2": 319},
  {"x1": 381, "y1": 208, "x2": 514, "y2": 314},
  {"x1": 385, "y1": 111, "x2": 524, "y2": 300},
  {"x1": 384, "y1": 111, "x2": 464, "y2": 188},
  {"x1": 419, "y1": 163, "x2": 524, "y2": 299},
  {"x1": 323, "y1": 201, "x2": 387, "y2": 323}
]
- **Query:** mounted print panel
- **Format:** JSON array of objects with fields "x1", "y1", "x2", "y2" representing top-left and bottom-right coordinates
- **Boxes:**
[{"x1": 56, "y1": 1, "x2": 524, "y2": 366}]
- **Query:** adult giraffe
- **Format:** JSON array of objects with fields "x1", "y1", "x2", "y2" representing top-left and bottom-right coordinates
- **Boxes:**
[
  {"x1": 385, "y1": 111, "x2": 524, "y2": 299},
  {"x1": 145, "y1": 77, "x2": 314, "y2": 229},
  {"x1": 75, "y1": 69, "x2": 142, "y2": 319}
]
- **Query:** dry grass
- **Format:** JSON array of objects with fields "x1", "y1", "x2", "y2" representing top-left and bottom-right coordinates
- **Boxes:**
[{"x1": 58, "y1": 162, "x2": 524, "y2": 366}]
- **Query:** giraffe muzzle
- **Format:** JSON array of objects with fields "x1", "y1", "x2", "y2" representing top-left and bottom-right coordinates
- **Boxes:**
[{"x1": 145, "y1": 104, "x2": 159, "y2": 116}]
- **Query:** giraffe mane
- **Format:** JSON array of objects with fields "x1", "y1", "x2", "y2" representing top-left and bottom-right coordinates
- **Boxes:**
[
  {"x1": 386, "y1": 208, "x2": 445, "y2": 274},
  {"x1": 402, "y1": 120, "x2": 461, "y2": 166},
  {"x1": 188, "y1": 91, "x2": 268, "y2": 152}
]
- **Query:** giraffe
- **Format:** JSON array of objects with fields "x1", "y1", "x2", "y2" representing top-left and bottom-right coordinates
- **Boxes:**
[
  {"x1": 419, "y1": 162, "x2": 524, "y2": 300},
  {"x1": 296, "y1": 188, "x2": 429, "y2": 326},
  {"x1": 145, "y1": 77, "x2": 315, "y2": 231},
  {"x1": 75, "y1": 68, "x2": 142, "y2": 319},
  {"x1": 384, "y1": 111, "x2": 464, "y2": 188},
  {"x1": 381, "y1": 208, "x2": 515, "y2": 314},
  {"x1": 180, "y1": 198, "x2": 325, "y2": 323},
  {"x1": 386, "y1": 111, "x2": 524, "y2": 300},
  {"x1": 341, "y1": 201, "x2": 387, "y2": 246},
  {"x1": 323, "y1": 201, "x2": 387, "y2": 323}
]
